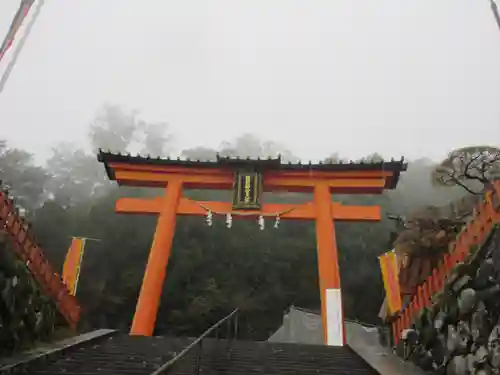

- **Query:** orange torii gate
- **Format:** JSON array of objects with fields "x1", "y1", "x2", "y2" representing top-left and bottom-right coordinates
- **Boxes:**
[{"x1": 98, "y1": 150, "x2": 406, "y2": 346}]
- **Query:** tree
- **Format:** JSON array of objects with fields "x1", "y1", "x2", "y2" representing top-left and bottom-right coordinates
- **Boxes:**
[
  {"x1": 358, "y1": 153, "x2": 385, "y2": 163},
  {"x1": 45, "y1": 105, "x2": 174, "y2": 207},
  {"x1": 325, "y1": 152, "x2": 385, "y2": 164},
  {"x1": 0, "y1": 140, "x2": 49, "y2": 210},
  {"x1": 88, "y1": 105, "x2": 173, "y2": 156},
  {"x1": 139, "y1": 121, "x2": 172, "y2": 157},
  {"x1": 181, "y1": 147, "x2": 218, "y2": 161},
  {"x1": 219, "y1": 134, "x2": 298, "y2": 162},
  {"x1": 432, "y1": 146, "x2": 500, "y2": 195},
  {"x1": 88, "y1": 104, "x2": 140, "y2": 153},
  {"x1": 44, "y1": 143, "x2": 110, "y2": 207},
  {"x1": 324, "y1": 153, "x2": 348, "y2": 164}
]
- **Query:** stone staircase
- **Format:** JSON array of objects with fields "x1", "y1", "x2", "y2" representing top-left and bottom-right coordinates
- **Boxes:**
[
  {"x1": 199, "y1": 339, "x2": 378, "y2": 375},
  {"x1": 21, "y1": 334, "x2": 193, "y2": 375},
  {"x1": 0, "y1": 330, "x2": 379, "y2": 375}
]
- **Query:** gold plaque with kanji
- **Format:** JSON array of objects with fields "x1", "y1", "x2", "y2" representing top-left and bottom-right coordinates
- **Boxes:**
[{"x1": 232, "y1": 170, "x2": 262, "y2": 210}]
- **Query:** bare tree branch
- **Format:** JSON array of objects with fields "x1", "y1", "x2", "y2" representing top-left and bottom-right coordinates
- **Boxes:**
[{"x1": 432, "y1": 146, "x2": 500, "y2": 195}]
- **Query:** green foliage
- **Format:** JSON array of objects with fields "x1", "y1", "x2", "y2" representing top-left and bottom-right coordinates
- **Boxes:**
[
  {"x1": 0, "y1": 140, "x2": 49, "y2": 210},
  {"x1": 0, "y1": 239, "x2": 58, "y2": 357}
]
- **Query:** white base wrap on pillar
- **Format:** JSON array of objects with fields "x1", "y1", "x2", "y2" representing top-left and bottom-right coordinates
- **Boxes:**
[{"x1": 326, "y1": 288, "x2": 344, "y2": 346}]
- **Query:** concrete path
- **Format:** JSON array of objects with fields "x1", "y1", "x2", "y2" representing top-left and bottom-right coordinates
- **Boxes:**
[
  {"x1": 0, "y1": 329, "x2": 115, "y2": 371},
  {"x1": 346, "y1": 322, "x2": 426, "y2": 375},
  {"x1": 268, "y1": 307, "x2": 426, "y2": 375}
]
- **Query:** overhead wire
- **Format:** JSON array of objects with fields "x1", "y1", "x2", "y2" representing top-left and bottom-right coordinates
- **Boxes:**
[
  {"x1": 490, "y1": 0, "x2": 500, "y2": 33},
  {"x1": 0, "y1": 0, "x2": 45, "y2": 96},
  {"x1": 0, "y1": 0, "x2": 35, "y2": 65}
]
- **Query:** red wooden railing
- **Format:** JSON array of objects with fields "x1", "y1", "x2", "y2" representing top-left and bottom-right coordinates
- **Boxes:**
[
  {"x1": 392, "y1": 181, "x2": 500, "y2": 345},
  {"x1": 0, "y1": 187, "x2": 81, "y2": 329}
]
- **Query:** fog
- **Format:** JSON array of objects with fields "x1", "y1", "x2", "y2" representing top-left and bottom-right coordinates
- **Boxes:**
[{"x1": 1, "y1": 0, "x2": 500, "y2": 164}]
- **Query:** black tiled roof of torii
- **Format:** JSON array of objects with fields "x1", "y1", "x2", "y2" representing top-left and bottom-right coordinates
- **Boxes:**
[{"x1": 97, "y1": 149, "x2": 408, "y2": 173}]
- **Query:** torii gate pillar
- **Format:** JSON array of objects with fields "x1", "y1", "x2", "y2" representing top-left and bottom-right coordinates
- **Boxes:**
[
  {"x1": 315, "y1": 182, "x2": 343, "y2": 345},
  {"x1": 130, "y1": 179, "x2": 182, "y2": 335}
]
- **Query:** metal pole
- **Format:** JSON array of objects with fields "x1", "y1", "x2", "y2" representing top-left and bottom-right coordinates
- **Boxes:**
[
  {"x1": 195, "y1": 341, "x2": 203, "y2": 375},
  {"x1": 226, "y1": 316, "x2": 231, "y2": 338},
  {"x1": 234, "y1": 313, "x2": 239, "y2": 341}
]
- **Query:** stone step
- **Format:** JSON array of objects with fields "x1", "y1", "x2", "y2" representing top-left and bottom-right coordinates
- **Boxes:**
[
  {"x1": 167, "y1": 339, "x2": 378, "y2": 375},
  {"x1": 22, "y1": 334, "x2": 193, "y2": 375},
  {"x1": 13, "y1": 334, "x2": 379, "y2": 375}
]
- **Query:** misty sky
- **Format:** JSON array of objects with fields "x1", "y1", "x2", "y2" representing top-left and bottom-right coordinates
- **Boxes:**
[{"x1": 1, "y1": 0, "x2": 499, "y2": 164}]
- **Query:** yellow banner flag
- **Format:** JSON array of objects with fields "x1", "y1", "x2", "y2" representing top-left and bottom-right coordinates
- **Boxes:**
[
  {"x1": 62, "y1": 237, "x2": 86, "y2": 296},
  {"x1": 378, "y1": 249, "x2": 402, "y2": 315}
]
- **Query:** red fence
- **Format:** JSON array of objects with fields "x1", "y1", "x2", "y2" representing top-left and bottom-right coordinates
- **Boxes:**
[
  {"x1": 0, "y1": 188, "x2": 80, "y2": 329},
  {"x1": 392, "y1": 181, "x2": 500, "y2": 344}
]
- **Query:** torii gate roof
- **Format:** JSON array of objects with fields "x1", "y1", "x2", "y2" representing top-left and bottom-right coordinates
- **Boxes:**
[{"x1": 97, "y1": 150, "x2": 407, "y2": 191}]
